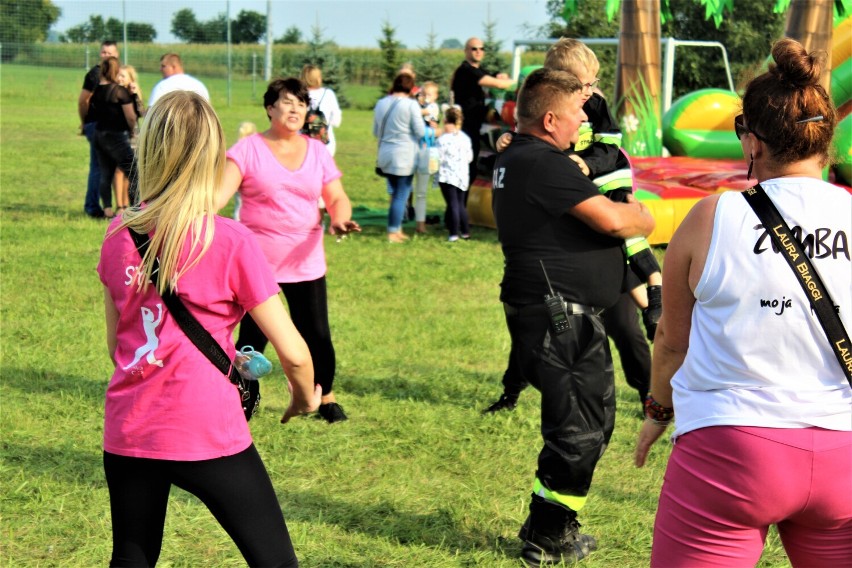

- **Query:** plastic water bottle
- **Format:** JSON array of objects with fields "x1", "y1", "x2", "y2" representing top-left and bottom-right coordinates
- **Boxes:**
[{"x1": 234, "y1": 346, "x2": 272, "y2": 381}]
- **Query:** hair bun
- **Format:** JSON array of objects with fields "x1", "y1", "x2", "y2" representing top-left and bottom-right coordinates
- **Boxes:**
[{"x1": 771, "y1": 37, "x2": 823, "y2": 87}]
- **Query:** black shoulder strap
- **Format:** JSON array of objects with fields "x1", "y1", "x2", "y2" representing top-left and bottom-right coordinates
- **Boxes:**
[
  {"x1": 742, "y1": 184, "x2": 852, "y2": 386},
  {"x1": 378, "y1": 98, "x2": 402, "y2": 143},
  {"x1": 128, "y1": 229, "x2": 242, "y2": 384}
]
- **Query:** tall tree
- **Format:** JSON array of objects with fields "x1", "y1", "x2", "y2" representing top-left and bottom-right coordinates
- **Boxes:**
[
  {"x1": 232, "y1": 9, "x2": 266, "y2": 44},
  {"x1": 783, "y1": 0, "x2": 835, "y2": 89},
  {"x1": 275, "y1": 25, "x2": 303, "y2": 44},
  {"x1": 377, "y1": 19, "x2": 403, "y2": 92},
  {"x1": 171, "y1": 8, "x2": 202, "y2": 43},
  {"x1": 615, "y1": 0, "x2": 663, "y2": 156},
  {"x1": 299, "y1": 24, "x2": 349, "y2": 108},
  {"x1": 481, "y1": 17, "x2": 509, "y2": 76},
  {"x1": 200, "y1": 13, "x2": 228, "y2": 43},
  {"x1": 0, "y1": 0, "x2": 60, "y2": 60},
  {"x1": 415, "y1": 27, "x2": 450, "y2": 87}
]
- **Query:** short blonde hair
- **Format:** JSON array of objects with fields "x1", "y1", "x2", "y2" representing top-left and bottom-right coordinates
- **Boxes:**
[
  {"x1": 421, "y1": 81, "x2": 439, "y2": 96},
  {"x1": 544, "y1": 38, "x2": 600, "y2": 77},
  {"x1": 112, "y1": 91, "x2": 225, "y2": 295},
  {"x1": 300, "y1": 64, "x2": 323, "y2": 88},
  {"x1": 237, "y1": 121, "x2": 257, "y2": 139}
]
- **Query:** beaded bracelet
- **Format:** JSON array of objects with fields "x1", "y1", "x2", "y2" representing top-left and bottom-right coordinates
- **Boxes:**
[{"x1": 644, "y1": 394, "x2": 674, "y2": 426}]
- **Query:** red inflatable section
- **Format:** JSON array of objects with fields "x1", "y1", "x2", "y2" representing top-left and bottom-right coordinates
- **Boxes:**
[{"x1": 467, "y1": 155, "x2": 852, "y2": 244}]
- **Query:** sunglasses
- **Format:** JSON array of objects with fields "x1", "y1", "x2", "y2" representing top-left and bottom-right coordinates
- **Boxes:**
[
  {"x1": 470, "y1": 46, "x2": 486, "y2": 52},
  {"x1": 734, "y1": 114, "x2": 768, "y2": 142}
]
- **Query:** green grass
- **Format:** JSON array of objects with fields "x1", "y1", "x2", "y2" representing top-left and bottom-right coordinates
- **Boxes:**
[{"x1": 1, "y1": 64, "x2": 790, "y2": 567}]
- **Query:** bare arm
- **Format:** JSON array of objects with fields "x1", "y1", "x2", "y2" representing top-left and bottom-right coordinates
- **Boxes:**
[
  {"x1": 78, "y1": 89, "x2": 93, "y2": 129},
  {"x1": 634, "y1": 195, "x2": 718, "y2": 466},
  {"x1": 479, "y1": 74, "x2": 516, "y2": 91},
  {"x1": 570, "y1": 194, "x2": 655, "y2": 239},
  {"x1": 217, "y1": 159, "x2": 243, "y2": 211},
  {"x1": 321, "y1": 178, "x2": 361, "y2": 235},
  {"x1": 121, "y1": 103, "x2": 137, "y2": 131},
  {"x1": 104, "y1": 287, "x2": 119, "y2": 365},
  {"x1": 248, "y1": 295, "x2": 321, "y2": 423}
]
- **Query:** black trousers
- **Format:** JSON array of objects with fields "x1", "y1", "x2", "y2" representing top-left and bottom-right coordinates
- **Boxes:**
[
  {"x1": 103, "y1": 444, "x2": 298, "y2": 567},
  {"x1": 93, "y1": 129, "x2": 138, "y2": 208},
  {"x1": 504, "y1": 302, "x2": 616, "y2": 496},
  {"x1": 501, "y1": 292, "x2": 650, "y2": 407},
  {"x1": 236, "y1": 276, "x2": 336, "y2": 395},
  {"x1": 602, "y1": 293, "x2": 651, "y2": 404}
]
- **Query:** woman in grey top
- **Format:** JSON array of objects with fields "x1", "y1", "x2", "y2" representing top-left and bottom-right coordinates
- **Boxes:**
[{"x1": 373, "y1": 73, "x2": 425, "y2": 242}]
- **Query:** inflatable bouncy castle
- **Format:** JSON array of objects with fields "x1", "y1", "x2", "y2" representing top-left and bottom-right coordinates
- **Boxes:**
[{"x1": 468, "y1": 16, "x2": 852, "y2": 244}]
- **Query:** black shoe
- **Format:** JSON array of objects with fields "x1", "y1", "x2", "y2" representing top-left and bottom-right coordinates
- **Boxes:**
[
  {"x1": 518, "y1": 514, "x2": 597, "y2": 551},
  {"x1": 85, "y1": 209, "x2": 105, "y2": 219},
  {"x1": 482, "y1": 393, "x2": 518, "y2": 414},
  {"x1": 520, "y1": 494, "x2": 595, "y2": 566},
  {"x1": 317, "y1": 402, "x2": 348, "y2": 423},
  {"x1": 642, "y1": 285, "x2": 662, "y2": 341}
]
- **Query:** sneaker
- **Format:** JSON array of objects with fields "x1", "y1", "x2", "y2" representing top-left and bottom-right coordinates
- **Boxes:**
[
  {"x1": 448, "y1": 235, "x2": 460, "y2": 242},
  {"x1": 461, "y1": 233, "x2": 470, "y2": 240},
  {"x1": 482, "y1": 393, "x2": 518, "y2": 414},
  {"x1": 317, "y1": 402, "x2": 348, "y2": 423}
]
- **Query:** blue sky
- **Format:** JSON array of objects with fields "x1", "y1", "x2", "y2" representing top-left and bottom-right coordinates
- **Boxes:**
[{"x1": 52, "y1": 0, "x2": 552, "y2": 48}]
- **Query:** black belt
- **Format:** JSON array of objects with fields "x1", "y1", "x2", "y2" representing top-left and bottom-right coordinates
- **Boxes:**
[{"x1": 504, "y1": 301, "x2": 603, "y2": 317}]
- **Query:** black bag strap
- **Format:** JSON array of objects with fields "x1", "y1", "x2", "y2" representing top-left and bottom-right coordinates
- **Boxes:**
[
  {"x1": 128, "y1": 229, "x2": 242, "y2": 385},
  {"x1": 313, "y1": 88, "x2": 327, "y2": 111},
  {"x1": 742, "y1": 184, "x2": 852, "y2": 386}
]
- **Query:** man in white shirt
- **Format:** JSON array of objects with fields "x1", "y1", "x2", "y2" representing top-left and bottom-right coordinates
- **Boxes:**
[{"x1": 148, "y1": 53, "x2": 210, "y2": 107}]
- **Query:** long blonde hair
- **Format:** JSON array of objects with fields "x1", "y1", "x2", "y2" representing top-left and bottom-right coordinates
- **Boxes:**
[
  {"x1": 119, "y1": 64, "x2": 143, "y2": 100},
  {"x1": 110, "y1": 91, "x2": 225, "y2": 295}
]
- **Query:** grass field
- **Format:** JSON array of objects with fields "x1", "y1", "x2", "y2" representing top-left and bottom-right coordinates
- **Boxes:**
[{"x1": 0, "y1": 65, "x2": 790, "y2": 567}]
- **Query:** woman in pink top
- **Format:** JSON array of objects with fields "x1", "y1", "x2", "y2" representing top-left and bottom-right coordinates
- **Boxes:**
[
  {"x1": 219, "y1": 78, "x2": 360, "y2": 423},
  {"x1": 98, "y1": 91, "x2": 321, "y2": 567}
]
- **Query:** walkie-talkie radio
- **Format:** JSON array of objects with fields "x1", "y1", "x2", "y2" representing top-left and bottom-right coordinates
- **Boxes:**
[{"x1": 540, "y1": 260, "x2": 571, "y2": 334}]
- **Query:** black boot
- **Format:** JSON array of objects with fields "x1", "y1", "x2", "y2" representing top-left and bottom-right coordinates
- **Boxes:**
[
  {"x1": 520, "y1": 494, "x2": 595, "y2": 566},
  {"x1": 642, "y1": 285, "x2": 662, "y2": 342}
]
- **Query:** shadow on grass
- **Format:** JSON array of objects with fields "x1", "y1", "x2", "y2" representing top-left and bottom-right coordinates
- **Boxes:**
[
  {"x1": 2, "y1": 367, "x2": 106, "y2": 402},
  {"x1": 340, "y1": 367, "x2": 501, "y2": 409},
  {"x1": 283, "y1": 489, "x2": 521, "y2": 558}
]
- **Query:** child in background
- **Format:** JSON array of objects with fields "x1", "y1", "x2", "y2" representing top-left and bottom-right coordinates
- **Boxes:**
[
  {"x1": 232, "y1": 121, "x2": 257, "y2": 223},
  {"x1": 114, "y1": 65, "x2": 145, "y2": 212},
  {"x1": 496, "y1": 38, "x2": 662, "y2": 339},
  {"x1": 435, "y1": 107, "x2": 473, "y2": 242},
  {"x1": 413, "y1": 81, "x2": 441, "y2": 233}
]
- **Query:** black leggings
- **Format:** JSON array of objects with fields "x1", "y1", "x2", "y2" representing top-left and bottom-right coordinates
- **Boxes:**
[
  {"x1": 236, "y1": 277, "x2": 336, "y2": 395},
  {"x1": 103, "y1": 445, "x2": 298, "y2": 567}
]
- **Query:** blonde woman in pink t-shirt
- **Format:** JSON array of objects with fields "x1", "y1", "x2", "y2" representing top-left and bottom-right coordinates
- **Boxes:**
[
  {"x1": 219, "y1": 78, "x2": 361, "y2": 423},
  {"x1": 98, "y1": 91, "x2": 320, "y2": 567}
]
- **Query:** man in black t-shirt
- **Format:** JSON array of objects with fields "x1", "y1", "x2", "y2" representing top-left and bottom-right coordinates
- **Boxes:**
[
  {"x1": 451, "y1": 37, "x2": 515, "y2": 191},
  {"x1": 492, "y1": 68, "x2": 654, "y2": 566},
  {"x1": 78, "y1": 41, "x2": 119, "y2": 218}
]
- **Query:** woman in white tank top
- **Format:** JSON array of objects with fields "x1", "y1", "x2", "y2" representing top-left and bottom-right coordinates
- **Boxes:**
[{"x1": 634, "y1": 38, "x2": 851, "y2": 567}]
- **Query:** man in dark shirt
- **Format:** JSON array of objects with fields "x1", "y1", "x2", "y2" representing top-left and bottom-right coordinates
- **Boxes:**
[
  {"x1": 451, "y1": 37, "x2": 515, "y2": 191},
  {"x1": 492, "y1": 67, "x2": 654, "y2": 566},
  {"x1": 78, "y1": 40, "x2": 119, "y2": 218}
]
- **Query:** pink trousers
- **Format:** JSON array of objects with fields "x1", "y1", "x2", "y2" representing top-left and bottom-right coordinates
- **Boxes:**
[{"x1": 651, "y1": 426, "x2": 852, "y2": 567}]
